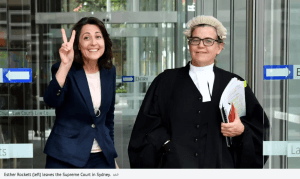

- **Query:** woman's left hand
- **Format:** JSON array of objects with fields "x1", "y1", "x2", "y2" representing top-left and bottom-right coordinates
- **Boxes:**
[{"x1": 221, "y1": 108, "x2": 244, "y2": 137}]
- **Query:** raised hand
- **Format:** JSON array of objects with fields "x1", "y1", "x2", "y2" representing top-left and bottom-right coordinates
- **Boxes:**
[{"x1": 59, "y1": 29, "x2": 76, "y2": 65}]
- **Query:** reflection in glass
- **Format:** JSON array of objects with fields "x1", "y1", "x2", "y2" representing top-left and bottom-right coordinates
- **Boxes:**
[{"x1": 0, "y1": 25, "x2": 7, "y2": 48}]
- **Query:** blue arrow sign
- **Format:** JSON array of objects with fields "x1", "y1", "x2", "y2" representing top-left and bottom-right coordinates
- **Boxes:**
[
  {"x1": 264, "y1": 65, "x2": 293, "y2": 80},
  {"x1": 0, "y1": 68, "x2": 32, "y2": 83},
  {"x1": 122, "y1": 76, "x2": 134, "y2": 82}
]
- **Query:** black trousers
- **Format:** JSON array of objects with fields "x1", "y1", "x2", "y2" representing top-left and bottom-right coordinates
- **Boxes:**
[{"x1": 45, "y1": 152, "x2": 115, "y2": 168}]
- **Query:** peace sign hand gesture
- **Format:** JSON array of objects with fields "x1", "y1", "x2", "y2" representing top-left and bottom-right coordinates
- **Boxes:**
[{"x1": 59, "y1": 29, "x2": 76, "y2": 65}]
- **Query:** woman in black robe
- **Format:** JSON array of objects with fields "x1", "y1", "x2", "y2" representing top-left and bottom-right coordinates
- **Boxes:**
[{"x1": 128, "y1": 15, "x2": 269, "y2": 168}]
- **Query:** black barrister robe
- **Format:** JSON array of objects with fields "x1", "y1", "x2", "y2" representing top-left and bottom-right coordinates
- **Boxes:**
[{"x1": 128, "y1": 62, "x2": 269, "y2": 168}]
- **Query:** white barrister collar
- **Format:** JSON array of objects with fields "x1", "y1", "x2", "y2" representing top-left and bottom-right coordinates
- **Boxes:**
[
  {"x1": 190, "y1": 62, "x2": 215, "y2": 102},
  {"x1": 190, "y1": 62, "x2": 214, "y2": 72}
]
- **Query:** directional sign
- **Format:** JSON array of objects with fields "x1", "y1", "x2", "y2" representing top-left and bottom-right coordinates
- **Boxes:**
[
  {"x1": 122, "y1": 76, "x2": 134, "y2": 82},
  {"x1": 0, "y1": 68, "x2": 32, "y2": 83},
  {"x1": 122, "y1": 76, "x2": 156, "y2": 83},
  {"x1": 0, "y1": 110, "x2": 56, "y2": 116},
  {"x1": 135, "y1": 76, "x2": 155, "y2": 82},
  {"x1": 293, "y1": 65, "x2": 300, "y2": 79},
  {"x1": 264, "y1": 141, "x2": 300, "y2": 157},
  {"x1": 264, "y1": 65, "x2": 293, "y2": 80},
  {"x1": 0, "y1": 144, "x2": 33, "y2": 159}
]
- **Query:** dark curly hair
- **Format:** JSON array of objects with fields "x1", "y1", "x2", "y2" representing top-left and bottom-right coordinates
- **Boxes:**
[{"x1": 72, "y1": 17, "x2": 113, "y2": 70}]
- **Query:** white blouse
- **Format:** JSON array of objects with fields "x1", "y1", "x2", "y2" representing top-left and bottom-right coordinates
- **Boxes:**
[
  {"x1": 189, "y1": 62, "x2": 215, "y2": 102},
  {"x1": 86, "y1": 71, "x2": 102, "y2": 153}
]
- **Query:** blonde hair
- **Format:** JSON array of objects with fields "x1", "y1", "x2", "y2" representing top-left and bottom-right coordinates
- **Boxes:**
[{"x1": 183, "y1": 15, "x2": 227, "y2": 41}]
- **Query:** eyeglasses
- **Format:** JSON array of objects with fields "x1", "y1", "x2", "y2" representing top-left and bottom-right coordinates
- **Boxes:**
[{"x1": 188, "y1": 37, "x2": 219, "y2": 46}]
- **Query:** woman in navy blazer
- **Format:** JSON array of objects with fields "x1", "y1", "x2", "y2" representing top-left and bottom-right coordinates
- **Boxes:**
[{"x1": 43, "y1": 17, "x2": 118, "y2": 168}]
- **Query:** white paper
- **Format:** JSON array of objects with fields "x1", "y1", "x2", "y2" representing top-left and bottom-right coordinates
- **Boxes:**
[
  {"x1": 219, "y1": 77, "x2": 246, "y2": 147},
  {"x1": 219, "y1": 77, "x2": 246, "y2": 121},
  {"x1": 226, "y1": 80, "x2": 246, "y2": 117}
]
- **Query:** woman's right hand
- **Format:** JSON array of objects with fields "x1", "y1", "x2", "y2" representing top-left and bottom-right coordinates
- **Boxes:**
[{"x1": 59, "y1": 29, "x2": 76, "y2": 65}]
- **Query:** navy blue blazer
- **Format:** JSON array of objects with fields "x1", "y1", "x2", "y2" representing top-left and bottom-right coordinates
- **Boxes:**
[{"x1": 43, "y1": 62, "x2": 118, "y2": 167}]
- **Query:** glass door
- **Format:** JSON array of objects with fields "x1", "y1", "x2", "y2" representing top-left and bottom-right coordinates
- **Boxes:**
[
  {"x1": 0, "y1": 0, "x2": 35, "y2": 168},
  {"x1": 263, "y1": 0, "x2": 300, "y2": 169},
  {"x1": 287, "y1": 0, "x2": 300, "y2": 168},
  {"x1": 36, "y1": 0, "x2": 178, "y2": 169},
  {"x1": 0, "y1": 0, "x2": 251, "y2": 168}
]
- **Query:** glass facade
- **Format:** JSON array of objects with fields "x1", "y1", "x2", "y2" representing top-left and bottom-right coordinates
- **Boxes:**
[{"x1": 0, "y1": 0, "x2": 298, "y2": 169}]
